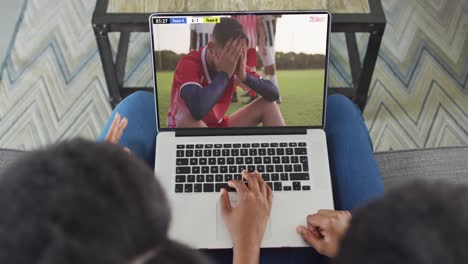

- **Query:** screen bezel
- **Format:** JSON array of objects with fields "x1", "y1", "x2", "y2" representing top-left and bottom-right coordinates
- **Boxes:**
[{"x1": 149, "y1": 10, "x2": 331, "y2": 134}]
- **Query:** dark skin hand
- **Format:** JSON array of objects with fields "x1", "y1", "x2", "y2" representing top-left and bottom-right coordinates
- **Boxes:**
[{"x1": 297, "y1": 210, "x2": 352, "y2": 257}]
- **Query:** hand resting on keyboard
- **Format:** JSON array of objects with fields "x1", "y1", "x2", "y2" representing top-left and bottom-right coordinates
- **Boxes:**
[{"x1": 220, "y1": 170, "x2": 273, "y2": 264}]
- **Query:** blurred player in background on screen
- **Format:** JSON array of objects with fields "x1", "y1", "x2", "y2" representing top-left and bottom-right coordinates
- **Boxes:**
[
  {"x1": 258, "y1": 15, "x2": 281, "y2": 103},
  {"x1": 232, "y1": 15, "x2": 258, "y2": 69},
  {"x1": 167, "y1": 18, "x2": 285, "y2": 128},
  {"x1": 189, "y1": 23, "x2": 214, "y2": 51},
  {"x1": 232, "y1": 15, "x2": 259, "y2": 104}
]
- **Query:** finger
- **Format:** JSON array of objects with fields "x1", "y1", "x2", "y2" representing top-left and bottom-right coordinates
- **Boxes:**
[
  {"x1": 230, "y1": 38, "x2": 242, "y2": 58},
  {"x1": 307, "y1": 224, "x2": 322, "y2": 238},
  {"x1": 296, "y1": 226, "x2": 324, "y2": 253},
  {"x1": 228, "y1": 180, "x2": 248, "y2": 194},
  {"x1": 266, "y1": 181, "x2": 273, "y2": 207},
  {"x1": 307, "y1": 214, "x2": 324, "y2": 238},
  {"x1": 343, "y1": 210, "x2": 352, "y2": 218},
  {"x1": 255, "y1": 172, "x2": 267, "y2": 196},
  {"x1": 234, "y1": 39, "x2": 244, "y2": 55},
  {"x1": 243, "y1": 170, "x2": 260, "y2": 193},
  {"x1": 230, "y1": 44, "x2": 242, "y2": 62},
  {"x1": 242, "y1": 40, "x2": 247, "y2": 52},
  {"x1": 104, "y1": 113, "x2": 119, "y2": 141},
  {"x1": 231, "y1": 37, "x2": 241, "y2": 50},
  {"x1": 123, "y1": 147, "x2": 132, "y2": 154},
  {"x1": 220, "y1": 189, "x2": 232, "y2": 217},
  {"x1": 242, "y1": 41, "x2": 247, "y2": 58},
  {"x1": 105, "y1": 113, "x2": 121, "y2": 143},
  {"x1": 307, "y1": 214, "x2": 329, "y2": 229},
  {"x1": 118, "y1": 115, "x2": 128, "y2": 128},
  {"x1": 115, "y1": 117, "x2": 128, "y2": 142},
  {"x1": 244, "y1": 47, "x2": 248, "y2": 60},
  {"x1": 227, "y1": 38, "x2": 236, "y2": 49},
  {"x1": 233, "y1": 46, "x2": 243, "y2": 65},
  {"x1": 223, "y1": 38, "x2": 234, "y2": 53},
  {"x1": 318, "y1": 209, "x2": 335, "y2": 215},
  {"x1": 110, "y1": 113, "x2": 122, "y2": 143},
  {"x1": 226, "y1": 39, "x2": 241, "y2": 65}
]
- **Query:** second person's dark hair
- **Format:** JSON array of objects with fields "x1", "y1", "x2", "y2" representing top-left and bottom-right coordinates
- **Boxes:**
[
  {"x1": 0, "y1": 139, "x2": 211, "y2": 264},
  {"x1": 334, "y1": 181, "x2": 468, "y2": 264}
]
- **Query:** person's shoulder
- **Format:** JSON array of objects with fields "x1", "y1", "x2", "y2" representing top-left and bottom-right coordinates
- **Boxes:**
[
  {"x1": 175, "y1": 50, "x2": 202, "y2": 74},
  {"x1": 179, "y1": 49, "x2": 202, "y2": 66},
  {"x1": 174, "y1": 49, "x2": 205, "y2": 84}
]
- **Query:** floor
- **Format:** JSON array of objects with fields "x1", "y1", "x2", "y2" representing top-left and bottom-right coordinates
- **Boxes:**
[{"x1": 0, "y1": 0, "x2": 466, "y2": 151}]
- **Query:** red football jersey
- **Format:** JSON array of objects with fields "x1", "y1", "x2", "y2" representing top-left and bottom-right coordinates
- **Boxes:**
[{"x1": 167, "y1": 46, "x2": 259, "y2": 128}]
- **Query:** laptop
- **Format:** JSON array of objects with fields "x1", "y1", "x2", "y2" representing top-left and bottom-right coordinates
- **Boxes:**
[{"x1": 150, "y1": 11, "x2": 334, "y2": 249}]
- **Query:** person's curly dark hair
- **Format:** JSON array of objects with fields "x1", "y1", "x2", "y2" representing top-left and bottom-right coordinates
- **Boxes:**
[
  {"x1": 334, "y1": 181, "x2": 468, "y2": 264},
  {"x1": 0, "y1": 139, "x2": 210, "y2": 264}
]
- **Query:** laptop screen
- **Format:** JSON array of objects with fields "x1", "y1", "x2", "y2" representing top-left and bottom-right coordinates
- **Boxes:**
[{"x1": 150, "y1": 12, "x2": 330, "y2": 130}]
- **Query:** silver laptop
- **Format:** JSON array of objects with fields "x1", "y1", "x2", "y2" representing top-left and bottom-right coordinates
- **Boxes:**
[{"x1": 150, "y1": 11, "x2": 333, "y2": 249}]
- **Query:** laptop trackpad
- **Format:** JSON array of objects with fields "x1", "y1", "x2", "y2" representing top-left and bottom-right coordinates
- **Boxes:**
[{"x1": 216, "y1": 194, "x2": 272, "y2": 241}]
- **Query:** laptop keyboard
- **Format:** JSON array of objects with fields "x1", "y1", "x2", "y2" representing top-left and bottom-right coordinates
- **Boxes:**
[{"x1": 174, "y1": 142, "x2": 310, "y2": 193}]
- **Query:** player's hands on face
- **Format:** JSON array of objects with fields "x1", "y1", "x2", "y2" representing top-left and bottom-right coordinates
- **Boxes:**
[
  {"x1": 297, "y1": 210, "x2": 352, "y2": 258},
  {"x1": 220, "y1": 170, "x2": 273, "y2": 253},
  {"x1": 235, "y1": 39, "x2": 248, "y2": 82},
  {"x1": 104, "y1": 112, "x2": 131, "y2": 153},
  {"x1": 215, "y1": 38, "x2": 243, "y2": 78}
]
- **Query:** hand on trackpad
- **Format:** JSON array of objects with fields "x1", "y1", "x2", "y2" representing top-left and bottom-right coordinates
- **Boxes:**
[{"x1": 216, "y1": 193, "x2": 272, "y2": 241}]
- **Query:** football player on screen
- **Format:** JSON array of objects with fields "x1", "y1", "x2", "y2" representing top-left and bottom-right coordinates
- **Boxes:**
[{"x1": 167, "y1": 18, "x2": 285, "y2": 128}]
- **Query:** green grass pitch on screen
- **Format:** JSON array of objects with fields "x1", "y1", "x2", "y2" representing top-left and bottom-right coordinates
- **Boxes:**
[{"x1": 156, "y1": 69, "x2": 325, "y2": 127}]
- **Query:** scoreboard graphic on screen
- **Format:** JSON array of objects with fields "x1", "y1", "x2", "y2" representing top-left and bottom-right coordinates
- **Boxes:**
[{"x1": 153, "y1": 16, "x2": 222, "y2": 24}]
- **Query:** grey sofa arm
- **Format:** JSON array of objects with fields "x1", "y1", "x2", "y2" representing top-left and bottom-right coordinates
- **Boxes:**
[{"x1": 375, "y1": 147, "x2": 468, "y2": 190}]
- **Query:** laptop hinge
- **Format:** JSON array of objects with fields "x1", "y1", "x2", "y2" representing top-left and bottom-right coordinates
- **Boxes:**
[{"x1": 175, "y1": 128, "x2": 307, "y2": 137}]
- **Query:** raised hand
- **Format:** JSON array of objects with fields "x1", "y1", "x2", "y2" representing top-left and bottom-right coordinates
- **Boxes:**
[
  {"x1": 214, "y1": 38, "x2": 243, "y2": 77},
  {"x1": 297, "y1": 210, "x2": 352, "y2": 258},
  {"x1": 104, "y1": 112, "x2": 130, "y2": 153},
  {"x1": 235, "y1": 39, "x2": 248, "y2": 82}
]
